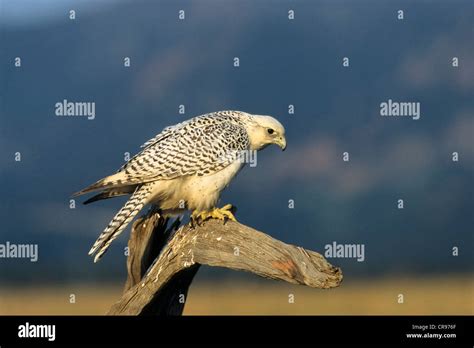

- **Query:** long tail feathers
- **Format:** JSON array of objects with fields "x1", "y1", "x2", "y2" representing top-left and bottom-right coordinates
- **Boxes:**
[
  {"x1": 88, "y1": 183, "x2": 154, "y2": 262},
  {"x1": 72, "y1": 178, "x2": 108, "y2": 197},
  {"x1": 72, "y1": 173, "x2": 140, "y2": 198},
  {"x1": 83, "y1": 186, "x2": 137, "y2": 205}
]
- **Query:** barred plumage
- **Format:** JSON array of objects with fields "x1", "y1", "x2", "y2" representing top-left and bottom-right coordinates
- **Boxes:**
[
  {"x1": 73, "y1": 110, "x2": 286, "y2": 262},
  {"x1": 88, "y1": 183, "x2": 154, "y2": 262}
]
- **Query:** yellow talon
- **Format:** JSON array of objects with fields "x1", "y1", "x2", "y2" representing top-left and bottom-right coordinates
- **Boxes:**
[{"x1": 191, "y1": 204, "x2": 237, "y2": 226}]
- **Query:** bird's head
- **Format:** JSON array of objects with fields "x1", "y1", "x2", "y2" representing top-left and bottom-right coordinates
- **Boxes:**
[{"x1": 245, "y1": 114, "x2": 286, "y2": 151}]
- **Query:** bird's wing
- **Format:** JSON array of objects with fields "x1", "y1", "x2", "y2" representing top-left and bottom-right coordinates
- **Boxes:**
[
  {"x1": 138, "y1": 111, "x2": 249, "y2": 150},
  {"x1": 120, "y1": 112, "x2": 246, "y2": 169},
  {"x1": 72, "y1": 113, "x2": 250, "y2": 197},
  {"x1": 120, "y1": 117, "x2": 250, "y2": 183}
]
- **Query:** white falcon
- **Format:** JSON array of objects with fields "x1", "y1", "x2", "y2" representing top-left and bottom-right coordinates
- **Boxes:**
[{"x1": 73, "y1": 110, "x2": 286, "y2": 262}]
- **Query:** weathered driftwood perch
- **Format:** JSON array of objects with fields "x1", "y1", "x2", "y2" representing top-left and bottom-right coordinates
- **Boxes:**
[{"x1": 108, "y1": 208, "x2": 343, "y2": 315}]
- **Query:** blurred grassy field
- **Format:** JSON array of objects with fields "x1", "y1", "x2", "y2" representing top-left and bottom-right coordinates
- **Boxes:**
[{"x1": 1, "y1": 275, "x2": 472, "y2": 315}]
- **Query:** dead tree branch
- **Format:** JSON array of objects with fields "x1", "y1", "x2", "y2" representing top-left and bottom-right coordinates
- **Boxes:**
[{"x1": 108, "y1": 209, "x2": 343, "y2": 315}]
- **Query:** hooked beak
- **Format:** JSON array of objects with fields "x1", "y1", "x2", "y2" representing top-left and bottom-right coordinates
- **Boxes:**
[{"x1": 276, "y1": 136, "x2": 287, "y2": 151}]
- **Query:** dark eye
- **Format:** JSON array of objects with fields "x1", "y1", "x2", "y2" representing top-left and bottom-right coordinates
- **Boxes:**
[{"x1": 267, "y1": 128, "x2": 274, "y2": 135}]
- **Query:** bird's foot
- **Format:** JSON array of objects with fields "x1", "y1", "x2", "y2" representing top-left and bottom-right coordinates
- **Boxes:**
[
  {"x1": 190, "y1": 204, "x2": 237, "y2": 227},
  {"x1": 209, "y1": 204, "x2": 237, "y2": 223}
]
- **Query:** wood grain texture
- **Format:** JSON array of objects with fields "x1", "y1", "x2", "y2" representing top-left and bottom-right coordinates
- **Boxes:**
[{"x1": 108, "y1": 210, "x2": 343, "y2": 315}]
